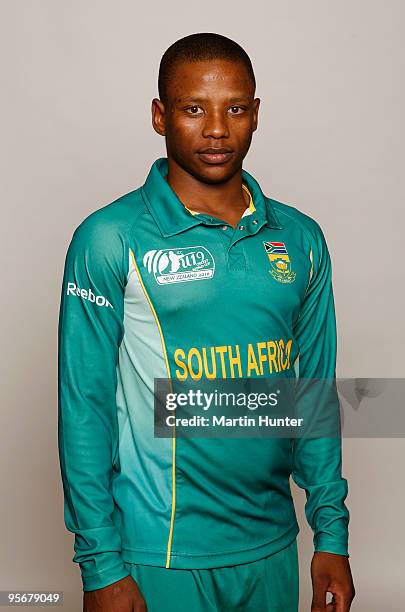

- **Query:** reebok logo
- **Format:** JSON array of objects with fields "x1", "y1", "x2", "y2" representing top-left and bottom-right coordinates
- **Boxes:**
[{"x1": 66, "y1": 282, "x2": 113, "y2": 308}]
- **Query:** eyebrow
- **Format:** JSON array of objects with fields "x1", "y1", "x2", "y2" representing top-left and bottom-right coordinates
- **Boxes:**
[{"x1": 175, "y1": 96, "x2": 253, "y2": 103}]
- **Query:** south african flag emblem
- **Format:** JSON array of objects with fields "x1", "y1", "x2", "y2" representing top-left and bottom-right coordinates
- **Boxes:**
[{"x1": 263, "y1": 241, "x2": 296, "y2": 283}]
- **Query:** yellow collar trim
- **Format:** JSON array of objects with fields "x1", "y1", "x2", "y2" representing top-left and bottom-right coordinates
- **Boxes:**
[
  {"x1": 185, "y1": 183, "x2": 255, "y2": 215},
  {"x1": 242, "y1": 183, "x2": 256, "y2": 213}
]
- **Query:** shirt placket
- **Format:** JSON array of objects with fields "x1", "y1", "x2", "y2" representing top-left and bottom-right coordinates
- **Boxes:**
[{"x1": 196, "y1": 213, "x2": 268, "y2": 272}]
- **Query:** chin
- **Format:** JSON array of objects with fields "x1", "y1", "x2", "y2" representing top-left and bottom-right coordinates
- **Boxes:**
[{"x1": 194, "y1": 162, "x2": 239, "y2": 185}]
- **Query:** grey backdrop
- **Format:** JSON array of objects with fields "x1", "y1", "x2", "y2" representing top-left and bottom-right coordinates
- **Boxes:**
[{"x1": 3, "y1": 1, "x2": 404, "y2": 610}]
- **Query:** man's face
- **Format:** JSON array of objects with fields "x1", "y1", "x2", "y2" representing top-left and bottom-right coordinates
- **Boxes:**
[{"x1": 152, "y1": 59, "x2": 260, "y2": 184}]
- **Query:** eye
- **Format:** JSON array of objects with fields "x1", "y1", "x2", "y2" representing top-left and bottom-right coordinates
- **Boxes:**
[
  {"x1": 185, "y1": 105, "x2": 203, "y2": 115},
  {"x1": 228, "y1": 106, "x2": 246, "y2": 114}
]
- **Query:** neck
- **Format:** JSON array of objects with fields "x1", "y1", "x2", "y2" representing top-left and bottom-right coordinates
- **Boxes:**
[{"x1": 165, "y1": 156, "x2": 249, "y2": 218}]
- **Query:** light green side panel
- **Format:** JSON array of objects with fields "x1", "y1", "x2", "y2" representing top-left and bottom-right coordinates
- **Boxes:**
[{"x1": 112, "y1": 249, "x2": 174, "y2": 555}]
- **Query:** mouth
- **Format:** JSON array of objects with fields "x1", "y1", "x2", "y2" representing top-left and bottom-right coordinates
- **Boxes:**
[{"x1": 196, "y1": 149, "x2": 234, "y2": 165}]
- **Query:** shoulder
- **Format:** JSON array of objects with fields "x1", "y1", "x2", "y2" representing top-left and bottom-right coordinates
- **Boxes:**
[
  {"x1": 64, "y1": 188, "x2": 147, "y2": 281},
  {"x1": 70, "y1": 187, "x2": 146, "y2": 249},
  {"x1": 269, "y1": 198, "x2": 330, "y2": 264},
  {"x1": 271, "y1": 198, "x2": 327, "y2": 242}
]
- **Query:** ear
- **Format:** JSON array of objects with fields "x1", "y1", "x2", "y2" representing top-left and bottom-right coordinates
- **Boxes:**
[
  {"x1": 252, "y1": 98, "x2": 261, "y2": 132},
  {"x1": 151, "y1": 98, "x2": 166, "y2": 136}
]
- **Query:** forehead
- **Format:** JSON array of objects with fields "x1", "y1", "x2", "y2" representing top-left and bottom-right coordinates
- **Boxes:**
[{"x1": 167, "y1": 59, "x2": 254, "y2": 100}]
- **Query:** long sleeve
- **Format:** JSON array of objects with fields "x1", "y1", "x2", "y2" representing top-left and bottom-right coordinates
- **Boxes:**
[
  {"x1": 291, "y1": 222, "x2": 350, "y2": 557},
  {"x1": 57, "y1": 216, "x2": 130, "y2": 591}
]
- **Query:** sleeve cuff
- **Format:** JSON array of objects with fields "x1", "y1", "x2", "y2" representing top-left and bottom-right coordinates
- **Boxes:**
[
  {"x1": 82, "y1": 560, "x2": 131, "y2": 592},
  {"x1": 314, "y1": 534, "x2": 349, "y2": 558}
]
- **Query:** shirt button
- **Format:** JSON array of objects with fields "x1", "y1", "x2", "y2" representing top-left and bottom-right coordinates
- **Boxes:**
[
  {"x1": 222, "y1": 225, "x2": 228, "y2": 231},
  {"x1": 252, "y1": 219, "x2": 258, "y2": 225},
  {"x1": 239, "y1": 225, "x2": 245, "y2": 230}
]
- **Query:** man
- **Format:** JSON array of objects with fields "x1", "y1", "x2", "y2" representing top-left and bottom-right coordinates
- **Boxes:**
[{"x1": 58, "y1": 33, "x2": 355, "y2": 611}]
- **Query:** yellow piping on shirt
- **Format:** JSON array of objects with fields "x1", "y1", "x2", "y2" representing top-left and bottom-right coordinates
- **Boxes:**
[
  {"x1": 307, "y1": 248, "x2": 314, "y2": 291},
  {"x1": 129, "y1": 248, "x2": 177, "y2": 568}
]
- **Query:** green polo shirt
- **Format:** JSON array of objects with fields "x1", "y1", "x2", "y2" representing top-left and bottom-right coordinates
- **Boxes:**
[{"x1": 58, "y1": 157, "x2": 350, "y2": 591}]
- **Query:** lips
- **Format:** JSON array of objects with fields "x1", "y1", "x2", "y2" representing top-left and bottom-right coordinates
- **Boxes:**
[{"x1": 197, "y1": 148, "x2": 233, "y2": 165}]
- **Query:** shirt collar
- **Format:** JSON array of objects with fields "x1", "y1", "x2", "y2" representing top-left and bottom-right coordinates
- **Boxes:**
[
  {"x1": 186, "y1": 184, "x2": 254, "y2": 217},
  {"x1": 141, "y1": 157, "x2": 283, "y2": 237}
]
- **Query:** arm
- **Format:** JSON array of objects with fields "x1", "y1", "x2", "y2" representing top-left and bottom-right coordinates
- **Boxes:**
[
  {"x1": 291, "y1": 223, "x2": 355, "y2": 611},
  {"x1": 57, "y1": 216, "x2": 131, "y2": 593}
]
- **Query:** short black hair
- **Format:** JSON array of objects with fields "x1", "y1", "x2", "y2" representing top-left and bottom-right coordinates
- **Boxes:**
[{"x1": 158, "y1": 33, "x2": 256, "y2": 105}]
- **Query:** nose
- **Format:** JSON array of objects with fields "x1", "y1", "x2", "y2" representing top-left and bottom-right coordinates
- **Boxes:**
[{"x1": 202, "y1": 109, "x2": 230, "y2": 139}]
